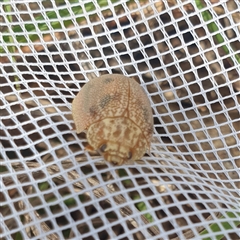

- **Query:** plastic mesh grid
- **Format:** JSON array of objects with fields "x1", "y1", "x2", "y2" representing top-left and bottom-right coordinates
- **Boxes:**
[{"x1": 1, "y1": 0, "x2": 240, "y2": 239}]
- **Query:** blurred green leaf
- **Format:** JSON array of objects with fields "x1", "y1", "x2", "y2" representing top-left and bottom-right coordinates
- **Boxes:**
[
  {"x1": 133, "y1": 194, "x2": 155, "y2": 224},
  {"x1": 195, "y1": 0, "x2": 240, "y2": 64},
  {"x1": 38, "y1": 181, "x2": 50, "y2": 191},
  {"x1": 1, "y1": 0, "x2": 122, "y2": 48},
  {"x1": 200, "y1": 211, "x2": 240, "y2": 240}
]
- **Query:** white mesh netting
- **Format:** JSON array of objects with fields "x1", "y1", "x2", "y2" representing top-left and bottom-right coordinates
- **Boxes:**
[{"x1": 1, "y1": 0, "x2": 240, "y2": 239}]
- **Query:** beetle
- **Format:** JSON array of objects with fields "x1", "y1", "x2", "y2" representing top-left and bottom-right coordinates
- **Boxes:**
[{"x1": 72, "y1": 74, "x2": 153, "y2": 165}]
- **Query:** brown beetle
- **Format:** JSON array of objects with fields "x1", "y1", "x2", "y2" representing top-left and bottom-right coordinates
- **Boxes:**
[{"x1": 72, "y1": 74, "x2": 153, "y2": 165}]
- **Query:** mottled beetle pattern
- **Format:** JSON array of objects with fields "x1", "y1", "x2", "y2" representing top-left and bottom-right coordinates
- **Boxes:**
[{"x1": 72, "y1": 74, "x2": 153, "y2": 165}]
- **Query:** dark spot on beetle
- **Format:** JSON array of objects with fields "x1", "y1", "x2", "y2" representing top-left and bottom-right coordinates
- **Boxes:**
[
  {"x1": 99, "y1": 144, "x2": 107, "y2": 152},
  {"x1": 99, "y1": 94, "x2": 112, "y2": 108},
  {"x1": 113, "y1": 127, "x2": 122, "y2": 138},
  {"x1": 127, "y1": 152, "x2": 132, "y2": 160},
  {"x1": 89, "y1": 105, "x2": 99, "y2": 117},
  {"x1": 103, "y1": 77, "x2": 115, "y2": 84},
  {"x1": 142, "y1": 107, "x2": 150, "y2": 121},
  {"x1": 111, "y1": 92, "x2": 122, "y2": 102},
  {"x1": 123, "y1": 127, "x2": 131, "y2": 140}
]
